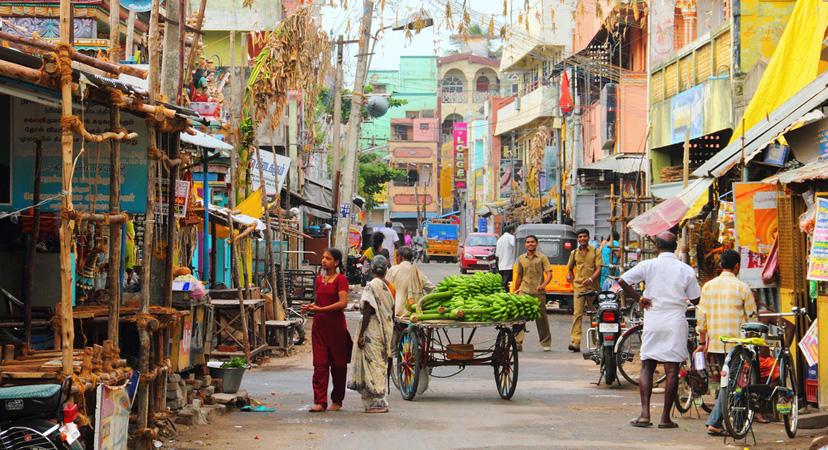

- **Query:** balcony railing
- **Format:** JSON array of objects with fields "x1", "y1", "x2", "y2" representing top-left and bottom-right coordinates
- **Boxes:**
[
  {"x1": 441, "y1": 90, "x2": 467, "y2": 104},
  {"x1": 472, "y1": 89, "x2": 500, "y2": 103}
]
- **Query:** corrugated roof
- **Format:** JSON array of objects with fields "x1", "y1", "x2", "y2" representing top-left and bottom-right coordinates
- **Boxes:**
[
  {"x1": 693, "y1": 69, "x2": 828, "y2": 178},
  {"x1": 580, "y1": 154, "x2": 646, "y2": 174},
  {"x1": 763, "y1": 158, "x2": 828, "y2": 185}
]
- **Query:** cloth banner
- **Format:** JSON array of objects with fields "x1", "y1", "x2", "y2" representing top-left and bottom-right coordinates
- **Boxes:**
[{"x1": 627, "y1": 177, "x2": 713, "y2": 236}]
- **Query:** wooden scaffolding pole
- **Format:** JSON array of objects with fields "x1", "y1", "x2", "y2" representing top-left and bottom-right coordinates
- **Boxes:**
[
  {"x1": 254, "y1": 145, "x2": 284, "y2": 320},
  {"x1": 135, "y1": 0, "x2": 161, "y2": 444},
  {"x1": 107, "y1": 0, "x2": 123, "y2": 345},
  {"x1": 57, "y1": 0, "x2": 76, "y2": 377},
  {"x1": 23, "y1": 141, "x2": 42, "y2": 353}
]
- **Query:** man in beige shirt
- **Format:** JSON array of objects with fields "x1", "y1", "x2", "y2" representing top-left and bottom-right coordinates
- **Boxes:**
[
  {"x1": 514, "y1": 235, "x2": 554, "y2": 351},
  {"x1": 387, "y1": 247, "x2": 435, "y2": 317},
  {"x1": 567, "y1": 228, "x2": 602, "y2": 352}
]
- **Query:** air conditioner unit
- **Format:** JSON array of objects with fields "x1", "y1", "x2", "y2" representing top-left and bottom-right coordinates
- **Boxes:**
[{"x1": 600, "y1": 83, "x2": 617, "y2": 150}]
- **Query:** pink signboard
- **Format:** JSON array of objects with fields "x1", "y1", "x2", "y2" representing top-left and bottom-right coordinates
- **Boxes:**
[{"x1": 453, "y1": 122, "x2": 468, "y2": 189}]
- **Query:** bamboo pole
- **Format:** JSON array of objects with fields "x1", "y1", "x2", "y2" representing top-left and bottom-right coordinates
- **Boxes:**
[
  {"x1": 183, "y1": 0, "x2": 207, "y2": 87},
  {"x1": 0, "y1": 30, "x2": 147, "y2": 78},
  {"x1": 107, "y1": 0, "x2": 123, "y2": 344},
  {"x1": 57, "y1": 0, "x2": 76, "y2": 378},
  {"x1": 135, "y1": 0, "x2": 161, "y2": 444},
  {"x1": 125, "y1": 10, "x2": 136, "y2": 60},
  {"x1": 23, "y1": 141, "x2": 42, "y2": 353},
  {"x1": 227, "y1": 29, "x2": 251, "y2": 361},
  {"x1": 254, "y1": 145, "x2": 283, "y2": 320}
]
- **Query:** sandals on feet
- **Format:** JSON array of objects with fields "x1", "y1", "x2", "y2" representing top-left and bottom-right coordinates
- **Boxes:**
[
  {"x1": 658, "y1": 422, "x2": 679, "y2": 429},
  {"x1": 630, "y1": 418, "x2": 653, "y2": 428}
]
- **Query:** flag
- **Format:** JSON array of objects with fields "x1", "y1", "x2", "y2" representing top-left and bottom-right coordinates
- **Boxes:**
[{"x1": 560, "y1": 69, "x2": 573, "y2": 114}]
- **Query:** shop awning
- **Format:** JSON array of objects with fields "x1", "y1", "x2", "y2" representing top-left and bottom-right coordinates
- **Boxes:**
[
  {"x1": 300, "y1": 178, "x2": 334, "y2": 219},
  {"x1": 763, "y1": 157, "x2": 828, "y2": 185},
  {"x1": 628, "y1": 177, "x2": 714, "y2": 236},
  {"x1": 180, "y1": 128, "x2": 233, "y2": 153},
  {"x1": 693, "y1": 69, "x2": 828, "y2": 178},
  {"x1": 650, "y1": 182, "x2": 685, "y2": 200},
  {"x1": 581, "y1": 154, "x2": 647, "y2": 174}
]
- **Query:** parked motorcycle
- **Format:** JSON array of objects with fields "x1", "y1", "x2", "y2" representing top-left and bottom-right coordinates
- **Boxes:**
[
  {"x1": 346, "y1": 255, "x2": 366, "y2": 287},
  {"x1": 0, "y1": 378, "x2": 84, "y2": 450},
  {"x1": 581, "y1": 290, "x2": 623, "y2": 386}
]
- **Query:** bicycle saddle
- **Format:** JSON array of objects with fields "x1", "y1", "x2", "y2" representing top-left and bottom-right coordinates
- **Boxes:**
[{"x1": 741, "y1": 322, "x2": 769, "y2": 335}]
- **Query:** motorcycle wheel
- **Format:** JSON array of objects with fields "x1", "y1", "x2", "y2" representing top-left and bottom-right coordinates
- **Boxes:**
[{"x1": 603, "y1": 346, "x2": 617, "y2": 385}]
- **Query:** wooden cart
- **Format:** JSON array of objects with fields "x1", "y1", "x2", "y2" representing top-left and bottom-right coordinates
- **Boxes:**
[{"x1": 393, "y1": 319, "x2": 521, "y2": 401}]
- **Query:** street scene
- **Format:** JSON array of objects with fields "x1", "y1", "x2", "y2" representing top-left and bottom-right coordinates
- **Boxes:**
[{"x1": 2, "y1": 0, "x2": 828, "y2": 449}]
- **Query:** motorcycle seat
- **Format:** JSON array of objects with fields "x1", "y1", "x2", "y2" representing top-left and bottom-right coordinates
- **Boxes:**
[
  {"x1": 741, "y1": 322, "x2": 769, "y2": 335},
  {"x1": 0, "y1": 384, "x2": 61, "y2": 401}
]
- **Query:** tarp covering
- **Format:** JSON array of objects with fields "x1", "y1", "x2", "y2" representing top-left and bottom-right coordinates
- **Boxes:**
[
  {"x1": 180, "y1": 128, "x2": 233, "y2": 152},
  {"x1": 303, "y1": 178, "x2": 333, "y2": 219},
  {"x1": 580, "y1": 154, "x2": 647, "y2": 174},
  {"x1": 729, "y1": 0, "x2": 828, "y2": 145},
  {"x1": 628, "y1": 178, "x2": 714, "y2": 236}
]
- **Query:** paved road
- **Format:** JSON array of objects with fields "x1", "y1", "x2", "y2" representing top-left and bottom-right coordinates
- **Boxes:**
[{"x1": 173, "y1": 263, "x2": 820, "y2": 449}]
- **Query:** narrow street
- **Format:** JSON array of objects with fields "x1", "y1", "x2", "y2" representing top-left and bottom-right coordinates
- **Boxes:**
[{"x1": 173, "y1": 263, "x2": 820, "y2": 450}]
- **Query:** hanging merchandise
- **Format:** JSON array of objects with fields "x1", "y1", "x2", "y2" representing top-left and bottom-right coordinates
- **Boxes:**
[{"x1": 807, "y1": 197, "x2": 828, "y2": 281}]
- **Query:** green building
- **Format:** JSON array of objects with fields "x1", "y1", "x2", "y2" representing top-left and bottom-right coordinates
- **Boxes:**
[{"x1": 360, "y1": 56, "x2": 439, "y2": 150}]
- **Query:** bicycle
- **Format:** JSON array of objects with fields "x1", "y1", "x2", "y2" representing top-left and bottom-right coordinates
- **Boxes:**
[
  {"x1": 675, "y1": 305, "x2": 715, "y2": 414},
  {"x1": 720, "y1": 307, "x2": 807, "y2": 440}
]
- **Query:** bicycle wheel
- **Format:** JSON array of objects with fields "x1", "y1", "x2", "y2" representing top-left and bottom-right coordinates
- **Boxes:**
[
  {"x1": 675, "y1": 363, "x2": 695, "y2": 414},
  {"x1": 721, "y1": 347, "x2": 755, "y2": 440},
  {"x1": 615, "y1": 324, "x2": 667, "y2": 386},
  {"x1": 779, "y1": 354, "x2": 799, "y2": 438},
  {"x1": 493, "y1": 328, "x2": 519, "y2": 400},
  {"x1": 396, "y1": 327, "x2": 421, "y2": 400}
]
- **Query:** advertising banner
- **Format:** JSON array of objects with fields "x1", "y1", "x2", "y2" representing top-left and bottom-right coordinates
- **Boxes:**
[
  {"x1": 734, "y1": 182, "x2": 778, "y2": 287},
  {"x1": 95, "y1": 384, "x2": 131, "y2": 450},
  {"x1": 670, "y1": 85, "x2": 704, "y2": 144},
  {"x1": 4, "y1": 98, "x2": 148, "y2": 213},
  {"x1": 808, "y1": 197, "x2": 828, "y2": 281},
  {"x1": 453, "y1": 122, "x2": 468, "y2": 190},
  {"x1": 650, "y1": 0, "x2": 676, "y2": 68}
]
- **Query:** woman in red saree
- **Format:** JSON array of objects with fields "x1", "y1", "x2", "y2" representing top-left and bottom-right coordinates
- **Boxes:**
[{"x1": 302, "y1": 248, "x2": 352, "y2": 412}]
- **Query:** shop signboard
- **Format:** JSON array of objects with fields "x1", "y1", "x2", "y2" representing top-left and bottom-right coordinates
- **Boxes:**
[
  {"x1": 453, "y1": 122, "x2": 468, "y2": 190},
  {"x1": 799, "y1": 319, "x2": 818, "y2": 367},
  {"x1": 250, "y1": 149, "x2": 292, "y2": 196},
  {"x1": 807, "y1": 197, "x2": 828, "y2": 281},
  {"x1": 670, "y1": 85, "x2": 704, "y2": 144},
  {"x1": 4, "y1": 98, "x2": 149, "y2": 213},
  {"x1": 733, "y1": 182, "x2": 778, "y2": 288}
]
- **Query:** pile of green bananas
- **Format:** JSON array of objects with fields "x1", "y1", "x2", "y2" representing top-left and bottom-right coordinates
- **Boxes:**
[{"x1": 409, "y1": 275, "x2": 540, "y2": 323}]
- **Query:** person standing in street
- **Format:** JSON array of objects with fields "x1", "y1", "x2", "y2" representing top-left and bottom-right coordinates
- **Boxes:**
[
  {"x1": 387, "y1": 247, "x2": 435, "y2": 318},
  {"x1": 380, "y1": 221, "x2": 400, "y2": 265},
  {"x1": 302, "y1": 248, "x2": 352, "y2": 412},
  {"x1": 495, "y1": 225, "x2": 516, "y2": 292},
  {"x1": 348, "y1": 255, "x2": 395, "y2": 413},
  {"x1": 513, "y1": 235, "x2": 554, "y2": 351},
  {"x1": 695, "y1": 249, "x2": 757, "y2": 435},
  {"x1": 619, "y1": 232, "x2": 701, "y2": 429},
  {"x1": 567, "y1": 228, "x2": 602, "y2": 352},
  {"x1": 599, "y1": 231, "x2": 620, "y2": 291}
]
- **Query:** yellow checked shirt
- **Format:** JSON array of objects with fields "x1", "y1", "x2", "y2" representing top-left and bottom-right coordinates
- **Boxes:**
[{"x1": 697, "y1": 271, "x2": 757, "y2": 354}]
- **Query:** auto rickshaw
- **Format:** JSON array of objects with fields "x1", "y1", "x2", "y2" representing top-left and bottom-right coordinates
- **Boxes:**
[{"x1": 513, "y1": 224, "x2": 577, "y2": 311}]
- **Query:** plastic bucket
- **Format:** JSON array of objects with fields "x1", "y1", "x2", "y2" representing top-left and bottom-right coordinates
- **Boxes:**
[{"x1": 208, "y1": 366, "x2": 246, "y2": 393}]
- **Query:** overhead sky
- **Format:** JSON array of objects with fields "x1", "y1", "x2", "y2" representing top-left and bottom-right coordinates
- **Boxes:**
[{"x1": 320, "y1": 0, "x2": 503, "y2": 80}]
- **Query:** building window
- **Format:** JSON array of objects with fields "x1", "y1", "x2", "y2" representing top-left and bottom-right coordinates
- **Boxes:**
[
  {"x1": 442, "y1": 75, "x2": 464, "y2": 93},
  {"x1": 476, "y1": 76, "x2": 490, "y2": 92}
]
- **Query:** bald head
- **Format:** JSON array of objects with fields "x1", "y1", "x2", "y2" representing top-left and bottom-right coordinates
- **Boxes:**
[{"x1": 655, "y1": 231, "x2": 678, "y2": 253}]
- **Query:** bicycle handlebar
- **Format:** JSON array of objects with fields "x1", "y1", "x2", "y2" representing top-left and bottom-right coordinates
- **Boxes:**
[{"x1": 758, "y1": 307, "x2": 808, "y2": 319}]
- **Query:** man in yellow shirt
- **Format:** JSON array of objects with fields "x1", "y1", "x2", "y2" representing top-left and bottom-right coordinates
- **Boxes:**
[
  {"x1": 514, "y1": 235, "x2": 554, "y2": 351},
  {"x1": 696, "y1": 249, "x2": 757, "y2": 435},
  {"x1": 567, "y1": 228, "x2": 602, "y2": 352}
]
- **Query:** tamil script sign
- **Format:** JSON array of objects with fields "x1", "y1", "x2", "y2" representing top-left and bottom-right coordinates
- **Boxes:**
[
  {"x1": 250, "y1": 149, "x2": 292, "y2": 196},
  {"x1": 453, "y1": 122, "x2": 468, "y2": 190},
  {"x1": 808, "y1": 197, "x2": 828, "y2": 281}
]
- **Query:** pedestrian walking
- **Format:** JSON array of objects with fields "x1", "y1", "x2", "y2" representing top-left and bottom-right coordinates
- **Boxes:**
[
  {"x1": 695, "y1": 249, "x2": 757, "y2": 435},
  {"x1": 348, "y1": 255, "x2": 395, "y2": 413},
  {"x1": 387, "y1": 246, "x2": 435, "y2": 318},
  {"x1": 380, "y1": 221, "x2": 400, "y2": 264},
  {"x1": 302, "y1": 248, "x2": 352, "y2": 412},
  {"x1": 599, "y1": 231, "x2": 620, "y2": 291},
  {"x1": 404, "y1": 231, "x2": 413, "y2": 247},
  {"x1": 567, "y1": 228, "x2": 602, "y2": 353},
  {"x1": 495, "y1": 225, "x2": 516, "y2": 292},
  {"x1": 619, "y1": 232, "x2": 701, "y2": 429},
  {"x1": 513, "y1": 235, "x2": 554, "y2": 351}
]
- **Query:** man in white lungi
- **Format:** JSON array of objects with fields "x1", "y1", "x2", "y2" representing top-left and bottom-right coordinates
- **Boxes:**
[{"x1": 619, "y1": 232, "x2": 700, "y2": 429}]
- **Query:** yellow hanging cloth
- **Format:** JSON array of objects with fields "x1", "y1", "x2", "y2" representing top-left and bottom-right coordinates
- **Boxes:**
[
  {"x1": 215, "y1": 188, "x2": 265, "y2": 239},
  {"x1": 730, "y1": 0, "x2": 828, "y2": 144}
]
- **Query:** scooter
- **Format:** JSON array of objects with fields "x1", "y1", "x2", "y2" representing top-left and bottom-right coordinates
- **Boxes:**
[
  {"x1": 582, "y1": 290, "x2": 623, "y2": 386},
  {"x1": 346, "y1": 255, "x2": 366, "y2": 287},
  {"x1": 0, "y1": 377, "x2": 84, "y2": 449}
]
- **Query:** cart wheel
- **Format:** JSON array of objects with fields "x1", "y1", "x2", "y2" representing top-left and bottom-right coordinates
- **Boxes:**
[
  {"x1": 396, "y1": 327, "x2": 421, "y2": 401},
  {"x1": 493, "y1": 327, "x2": 519, "y2": 400}
]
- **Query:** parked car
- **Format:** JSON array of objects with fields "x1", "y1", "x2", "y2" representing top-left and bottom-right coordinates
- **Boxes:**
[{"x1": 460, "y1": 233, "x2": 497, "y2": 273}]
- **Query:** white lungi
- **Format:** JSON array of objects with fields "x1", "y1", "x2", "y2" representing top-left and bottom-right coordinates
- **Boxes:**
[{"x1": 621, "y1": 252, "x2": 701, "y2": 363}]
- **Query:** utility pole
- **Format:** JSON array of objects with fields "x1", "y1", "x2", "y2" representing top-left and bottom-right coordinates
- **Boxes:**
[
  {"x1": 334, "y1": 0, "x2": 374, "y2": 256},
  {"x1": 330, "y1": 35, "x2": 344, "y2": 245}
]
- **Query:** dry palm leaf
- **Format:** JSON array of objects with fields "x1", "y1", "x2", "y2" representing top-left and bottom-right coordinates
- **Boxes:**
[
  {"x1": 488, "y1": 15, "x2": 495, "y2": 37},
  {"x1": 445, "y1": 1, "x2": 453, "y2": 29},
  {"x1": 503, "y1": 0, "x2": 507, "y2": 16},
  {"x1": 500, "y1": 25, "x2": 508, "y2": 39},
  {"x1": 463, "y1": 7, "x2": 471, "y2": 26}
]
